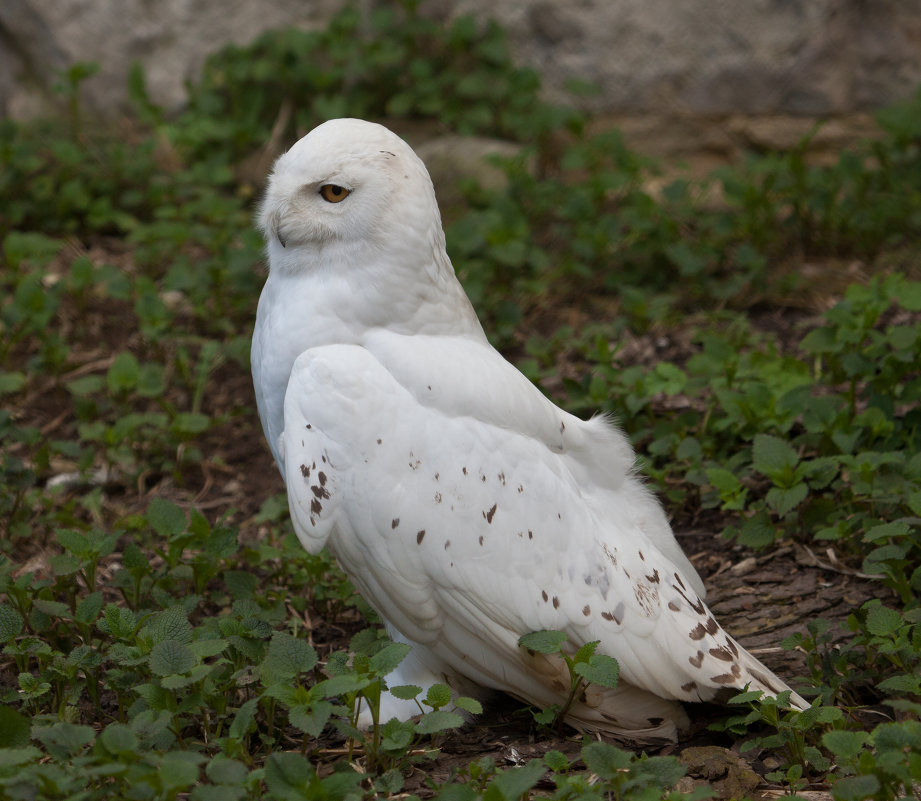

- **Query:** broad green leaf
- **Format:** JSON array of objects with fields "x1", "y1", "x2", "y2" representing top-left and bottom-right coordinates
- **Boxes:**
[
  {"x1": 0, "y1": 747, "x2": 41, "y2": 768},
  {"x1": 0, "y1": 706, "x2": 30, "y2": 747},
  {"x1": 381, "y1": 718, "x2": 415, "y2": 754},
  {"x1": 99, "y1": 723, "x2": 139, "y2": 755},
  {"x1": 369, "y1": 641, "x2": 412, "y2": 676},
  {"x1": 18, "y1": 673, "x2": 49, "y2": 696},
  {"x1": 0, "y1": 371, "x2": 26, "y2": 395},
  {"x1": 102, "y1": 604, "x2": 137, "y2": 639},
  {"x1": 877, "y1": 673, "x2": 921, "y2": 694},
  {"x1": 67, "y1": 374, "x2": 103, "y2": 396},
  {"x1": 864, "y1": 603, "x2": 903, "y2": 637},
  {"x1": 798, "y1": 456, "x2": 839, "y2": 488},
  {"x1": 389, "y1": 684, "x2": 422, "y2": 701},
  {"x1": 737, "y1": 511, "x2": 777, "y2": 549},
  {"x1": 664, "y1": 241, "x2": 705, "y2": 277},
  {"x1": 651, "y1": 361, "x2": 687, "y2": 393},
  {"x1": 897, "y1": 280, "x2": 921, "y2": 311},
  {"x1": 862, "y1": 521, "x2": 910, "y2": 543},
  {"x1": 434, "y1": 783, "x2": 478, "y2": 801},
  {"x1": 264, "y1": 752, "x2": 316, "y2": 798},
  {"x1": 162, "y1": 663, "x2": 217, "y2": 689},
  {"x1": 229, "y1": 697, "x2": 259, "y2": 739},
  {"x1": 57, "y1": 528, "x2": 90, "y2": 558},
  {"x1": 375, "y1": 769, "x2": 403, "y2": 794},
  {"x1": 0, "y1": 603, "x2": 24, "y2": 643},
  {"x1": 886, "y1": 699, "x2": 921, "y2": 717},
  {"x1": 106, "y1": 351, "x2": 139, "y2": 394},
  {"x1": 149, "y1": 639, "x2": 197, "y2": 676},
  {"x1": 315, "y1": 673, "x2": 372, "y2": 698},
  {"x1": 581, "y1": 741, "x2": 632, "y2": 779},
  {"x1": 640, "y1": 755, "x2": 687, "y2": 786},
  {"x1": 48, "y1": 553, "x2": 80, "y2": 576},
  {"x1": 3, "y1": 231, "x2": 62, "y2": 267},
  {"x1": 75, "y1": 592, "x2": 104, "y2": 625},
  {"x1": 144, "y1": 605, "x2": 193, "y2": 644},
  {"x1": 907, "y1": 491, "x2": 921, "y2": 517},
  {"x1": 863, "y1": 544, "x2": 910, "y2": 576},
  {"x1": 191, "y1": 787, "x2": 247, "y2": 801},
  {"x1": 830, "y1": 774, "x2": 880, "y2": 801},
  {"x1": 350, "y1": 627, "x2": 387, "y2": 656},
  {"x1": 205, "y1": 756, "x2": 248, "y2": 785},
  {"x1": 65, "y1": 647, "x2": 101, "y2": 680},
  {"x1": 122, "y1": 541, "x2": 150, "y2": 572},
  {"x1": 133, "y1": 682, "x2": 173, "y2": 711},
  {"x1": 821, "y1": 729, "x2": 868, "y2": 761},
  {"x1": 32, "y1": 598, "x2": 70, "y2": 617},
  {"x1": 872, "y1": 720, "x2": 921, "y2": 749},
  {"x1": 172, "y1": 412, "x2": 210, "y2": 435},
  {"x1": 34, "y1": 722, "x2": 95, "y2": 759},
  {"x1": 414, "y1": 709, "x2": 464, "y2": 735},
  {"x1": 147, "y1": 497, "x2": 187, "y2": 538},
  {"x1": 261, "y1": 683, "x2": 298, "y2": 706},
  {"x1": 705, "y1": 468, "x2": 742, "y2": 493},
  {"x1": 260, "y1": 632, "x2": 318, "y2": 683},
  {"x1": 484, "y1": 759, "x2": 545, "y2": 801},
  {"x1": 727, "y1": 689, "x2": 767, "y2": 704},
  {"x1": 424, "y1": 683, "x2": 452, "y2": 709},
  {"x1": 224, "y1": 570, "x2": 258, "y2": 599},
  {"x1": 676, "y1": 436, "x2": 702, "y2": 461},
  {"x1": 831, "y1": 428, "x2": 861, "y2": 454},
  {"x1": 136, "y1": 363, "x2": 166, "y2": 398},
  {"x1": 319, "y1": 771, "x2": 365, "y2": 798},
  {"x1": 573, "y1": 639, "x2": 599, "y2": 665},
  {"x1": 573, "y1": 653, "x2": 619, "y2": 689},
  {"x1": 886, "y1": 324, "x2": 917, "y2": 350},
  {"x1": 543, "y1": 750, "x2": 569, "y2": 772},
  {"x1": 288, "y1": 700, "x2": 334, "y2": 738},
  {"x1": 159, "y1": 751, "x2": 203, "y2": 791},
  {"x1": 190, "y1": 639, "x2": 228, "y2": 659},
  {"x1": 752, "y1": 433, "x2": 798, "y2": 479},
  {"x1": 518, "y1": 630, "x2": 567, "y2": 654},
  {"x1": 810, "y1": 705, "x2": 844, "y2": 724},
  {"x1": 454, "y1": 696, "x2": 483, "y2": 715},
  {"x1": 765, "y1": 482, "x2": 808, "y2": 516}
]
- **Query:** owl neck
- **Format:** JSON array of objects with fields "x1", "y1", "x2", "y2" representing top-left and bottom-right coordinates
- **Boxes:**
[{"x1": 263, "y1": 235, "x2": 484, "y2": 341}]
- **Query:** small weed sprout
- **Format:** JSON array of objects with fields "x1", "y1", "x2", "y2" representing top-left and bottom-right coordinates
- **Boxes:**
[{"x1": 518, "y1": 630, "x2": 619, "y2": 731}]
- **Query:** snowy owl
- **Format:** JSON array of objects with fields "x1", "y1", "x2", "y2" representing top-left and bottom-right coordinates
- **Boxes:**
[{"x1": 251, "y1": 118, "x2": 807, "y2": 742}]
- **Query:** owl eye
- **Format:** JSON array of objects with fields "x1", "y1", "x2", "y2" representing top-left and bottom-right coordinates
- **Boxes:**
[{"x1": 319, "y1": 184, "x2": 351, "y2": 203}]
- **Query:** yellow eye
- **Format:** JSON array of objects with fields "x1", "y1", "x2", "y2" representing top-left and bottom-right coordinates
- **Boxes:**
[{"x1": 319, "y1": 184, "x2": 351, "y2": 203}]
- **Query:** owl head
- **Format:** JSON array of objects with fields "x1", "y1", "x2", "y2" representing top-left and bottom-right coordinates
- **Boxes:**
[{"x1": 259, "y1": 118, "x2": 443, "y2": 261}]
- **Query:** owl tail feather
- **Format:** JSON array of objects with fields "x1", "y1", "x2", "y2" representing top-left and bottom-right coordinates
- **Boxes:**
[
  {"x1": 562, "y1": 682, "x2": 688, "y2": 744},
  {"x1": 564, "y1": 643, "x2": 808, "y2": 744},
  {"x1": 718, "y1": 639, "x2": 810, "y2": 711}
]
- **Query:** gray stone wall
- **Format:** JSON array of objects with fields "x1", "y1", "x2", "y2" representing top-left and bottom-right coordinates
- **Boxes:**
[{"x1": 2, "y1": 0, "x2": 920, "y2": 121}]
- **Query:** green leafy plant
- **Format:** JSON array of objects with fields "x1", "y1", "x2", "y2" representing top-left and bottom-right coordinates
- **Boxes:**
[
  {"x1": 823, "y1": 720, "x2": 921, "y2": 801},
  {"x1": 518, "y1": 630, "x2": 620, "y2": 731},
  {"x1": 713, "y1": 689, "x2": 842, "y2": 783},
  {"x1": 325, "y1": 632, "x2": 483, "y2": 779}
]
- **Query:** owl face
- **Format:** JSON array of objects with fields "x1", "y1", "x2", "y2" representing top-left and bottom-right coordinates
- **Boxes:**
[{"x1": 259, "y1": 118, "x2": 439, "y2": 259}]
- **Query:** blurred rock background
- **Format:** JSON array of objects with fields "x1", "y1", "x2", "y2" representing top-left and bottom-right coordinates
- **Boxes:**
[{"x1": 2, "y1": 0, "x2": 920, "y2": 161}]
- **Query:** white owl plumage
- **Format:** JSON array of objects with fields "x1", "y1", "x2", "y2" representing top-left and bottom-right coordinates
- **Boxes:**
[{"x1": 251, "y1": 118, "x2": 807, "y2": 742}]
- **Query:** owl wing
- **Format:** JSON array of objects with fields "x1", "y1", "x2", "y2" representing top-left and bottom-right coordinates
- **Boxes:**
[{"x1": 281, "y1": 338, "x2": 804, "y2": 736}]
